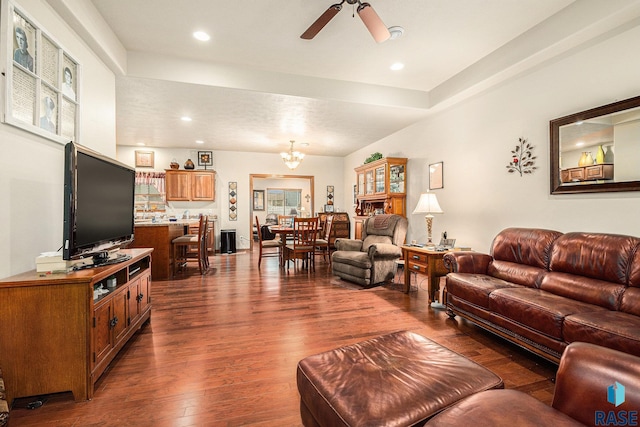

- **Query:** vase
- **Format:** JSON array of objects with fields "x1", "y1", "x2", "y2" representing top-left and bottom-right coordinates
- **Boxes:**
[
  {"x1": 596, "y1": 145, "x2": 605, "y2": 164},
  {"x1": 604, "y1": 146, "x2": 615, "y2": 163},
  {"x1": 184, "y1": 159, "x2": 195, "y2": 169},
  {"x1": 578, "y1": 152, "x2": 593, "y2": 167}
]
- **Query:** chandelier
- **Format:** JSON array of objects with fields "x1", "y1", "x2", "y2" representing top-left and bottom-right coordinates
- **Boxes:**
[{"x1": 281, "y1": 140, "x2": 305, "y2": 170}]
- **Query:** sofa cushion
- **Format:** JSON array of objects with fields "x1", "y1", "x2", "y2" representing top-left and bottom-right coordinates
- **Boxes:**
[
  {"x1": 630, "y1": 246, "x2": 640, "y2": 287},
  {"x1": 362, "y1": 235, "x2": 392, "y2": 252},
  {"x1": 331, "y1": 251, "x2": 371, "y2": 270},
  {"x1": 489, "y1": 288, "x2": 606, "y2": 339},
  {"x1": 446, "y1": 273, "x2": 521, "y2": 309},
  {"x1": 490, "y1": 228, "x2": 562, "y2": 269},
  {"x1": 425, "y1": 389, "x2": 584, "y2": 427},
  {"x1": 563, "y1": 310, "x2": 640, "y2": 357},
  {"x1": 487, "y1": 260, "x2": 547, "y2": 288},
  {"x1": 621, "y1": 287, "x2": 640, "y2": 316},
  {"x1": 540, "y1": 272, "x2": 625, "y2": 310},
  {"x1": 549, "y1": 232, "x2": 640, "y2": 284}
]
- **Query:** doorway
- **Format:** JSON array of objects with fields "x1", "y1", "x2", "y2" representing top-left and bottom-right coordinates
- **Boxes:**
[{"x1": 249, "y1": 174, "x2": 315, "y2": 249}]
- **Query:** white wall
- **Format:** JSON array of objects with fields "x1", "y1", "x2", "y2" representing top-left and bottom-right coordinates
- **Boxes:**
[
  {"x1": 342, "y1": 24, "x2": 640, "y2": 252},
  {"x1": 0, "y1": 0, "x2": 116, "y2": 278}
]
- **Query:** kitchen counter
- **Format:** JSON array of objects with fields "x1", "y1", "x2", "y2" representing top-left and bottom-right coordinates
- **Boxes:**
[{"x1": 130, "y1": 218, "x2": 217, "y2": 280}]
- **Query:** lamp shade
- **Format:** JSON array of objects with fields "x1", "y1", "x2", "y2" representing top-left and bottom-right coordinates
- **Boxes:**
[{"x1": 412, "y1": 193, "x2": 443, "y2": 214}]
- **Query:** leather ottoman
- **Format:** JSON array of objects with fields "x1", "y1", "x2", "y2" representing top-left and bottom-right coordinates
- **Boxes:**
[{"x1": 296, "y1": 331, "x2": 503, "y2": 427}]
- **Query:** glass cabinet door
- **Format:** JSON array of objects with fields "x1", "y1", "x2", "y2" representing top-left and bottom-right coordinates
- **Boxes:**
[
  {"x1": 375, "y1": 166, "x2": 385, "y2": 193},
  {"x1": 365, "y1": 171, "x2": 374, "y2": 194},
  {"x1": 358, "y1": 173, "x2": 365, "y2": 195},
  {"x1": 389, "y1": 164, "x2": 405, "y2": 193}
]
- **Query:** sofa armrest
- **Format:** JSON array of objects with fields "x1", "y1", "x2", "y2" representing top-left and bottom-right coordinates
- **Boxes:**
[
  {"x1": 552, "y1": 342, "x2": 640, "y2": 425},
  {"x1": 367, "y1": 243, "x2": 402, "y2": 259},
  {"x1": 443, "y1": 251, "x2": 492, "y2": 274},
  {"x1": 334, "y1": 238, "x2": 363, "y2": 252}
]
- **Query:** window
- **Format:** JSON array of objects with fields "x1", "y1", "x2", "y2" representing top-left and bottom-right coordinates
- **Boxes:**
[
  {"x1": 135, "y1": 172, "x2": 166, "y2": 213},
  {"x1": 266, "y1": 188, "x2": 301, "y2": 215}
]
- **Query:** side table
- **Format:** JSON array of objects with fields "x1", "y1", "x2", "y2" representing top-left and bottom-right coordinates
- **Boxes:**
[{"x1": 401, "y1": 246, "x2": 470, "y2": 303}]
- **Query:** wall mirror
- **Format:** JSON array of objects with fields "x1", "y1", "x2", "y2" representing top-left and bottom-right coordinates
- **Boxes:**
[{"x1": 550, "y1": 95, "x2": 640, "y2": 194}]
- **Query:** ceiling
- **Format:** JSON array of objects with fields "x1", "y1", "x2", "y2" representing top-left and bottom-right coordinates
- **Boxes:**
[{"x1": 82, "y1": 0, "x2": 621, "y2": 156}]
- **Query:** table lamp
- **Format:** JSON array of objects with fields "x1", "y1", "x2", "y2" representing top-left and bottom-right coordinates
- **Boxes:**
[{"x1": 412, "y1": 193, "x2": 443, "y2": 245}]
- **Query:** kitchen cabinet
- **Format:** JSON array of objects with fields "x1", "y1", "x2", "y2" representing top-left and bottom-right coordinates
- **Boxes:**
[{"x1": 165, "y1": 170, "x2": 215, "y2": 201}]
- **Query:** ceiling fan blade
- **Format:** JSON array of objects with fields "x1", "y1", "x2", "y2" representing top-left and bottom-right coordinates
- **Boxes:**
[
  {"x1": 301, "y1": 4, "x2": 342, "y2": 40},
  {"x1": 357, "y1": 3, "x2": 390, "y2": 43}
]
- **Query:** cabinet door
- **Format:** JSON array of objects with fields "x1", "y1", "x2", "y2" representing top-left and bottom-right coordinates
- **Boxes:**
[
  {"x1": 192, "y1": 172, "x2": 215, "y2": 201},
  {"x1": 93, "y1": 300, "x2": 113, "y2": 367},
  {"x1": 365, "y1": 171, "x2": 374, "y2": 194},
  {"x1": 354, "y1": 219, "x2": 364, "y2": 240},
  {"x1": 357, "y1": 173, "x2": 365, "y2": 196},
  {"x1": 112, "y1": 287, "x2": 129, "y2": 344},
  {"x1": 139, "y1": 272, "x2": 151, "y2": 315},
  {"x1": 128, "y1": 278, "x2": 141, "y2": 326},
  {"x1": 166, "y1": 171, "x2": 190, "y2": 201},
  {"x1": 375, "y1": 166, "x2": 385, "y2": 193},
  {"x1": 389, "y1": 163, "x2": 405, "y2": 193}
]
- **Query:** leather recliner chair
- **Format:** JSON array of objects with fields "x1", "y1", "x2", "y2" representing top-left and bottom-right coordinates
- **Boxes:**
[{"x1": 331, "y1": 214, "x2": 407, "y2": 287}]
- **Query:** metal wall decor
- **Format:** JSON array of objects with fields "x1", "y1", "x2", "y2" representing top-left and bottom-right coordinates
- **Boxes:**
[
  {"x1": 326, "y1": 185, "x2": 334, "y2": 205},
  {"x1": 507, "y1": 138, "x2": 537, "y2": 177},
  {"x1": 229, "y1": 182, "x2": 237, "y2": 221}
]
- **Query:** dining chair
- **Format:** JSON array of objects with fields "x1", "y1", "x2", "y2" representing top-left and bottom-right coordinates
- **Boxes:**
[
  {"x1": 255, "y1": 216, "x2": 282, "y2": 268},
  {"x1": 172, "y1": 215, "x2": 209, "y2": 276},
  {"x1": 315, "y1": 214, "x2": 334, "y2": 265},
  {"x1": 283, "y1": 217, "x2": 319, "y2": 272}
]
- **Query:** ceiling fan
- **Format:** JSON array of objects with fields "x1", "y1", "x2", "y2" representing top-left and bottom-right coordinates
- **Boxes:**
[{"x1": 301, "y1": 0, "x2": 391, "y2": 43}]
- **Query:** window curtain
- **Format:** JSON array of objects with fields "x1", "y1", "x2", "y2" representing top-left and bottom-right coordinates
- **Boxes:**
[{"x1": 135, "y1": 171, "x2": 166, "y2": 200}]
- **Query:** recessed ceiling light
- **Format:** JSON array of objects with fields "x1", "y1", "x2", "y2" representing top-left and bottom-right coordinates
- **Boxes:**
[
  {"x1": 181, "y1": 116, "x2": 192, "y2": 122},
  {"x1": 136, "y1": 142, "x2": 145, "y2": 146},
  {"x1": 300, "y1": 142, "x2": 310, "y2": 147},
  {"x1": 576, "y1": 141, "x2": 585, "y2": 147},
  {"x1": 196, "y1": 140, "x2": 204, "y2": 144},
  {"x1": 193, "y1": 31, "x2": 210, "y2": 41},
  {"x1": 390, "y1": 62, "x2": 404, "y2": 71}
]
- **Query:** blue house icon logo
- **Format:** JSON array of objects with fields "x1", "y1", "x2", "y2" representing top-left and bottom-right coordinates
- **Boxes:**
[{"x1": 608, "y1": 382, "x2": 625, "y2": 407}]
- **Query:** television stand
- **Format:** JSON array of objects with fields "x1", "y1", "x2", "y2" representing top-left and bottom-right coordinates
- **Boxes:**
[
  {"x1": 72, "y1": 252, "x2": 133, "y2": 271},
  {"x1": 0, "y1": 248, "x2": 153, "y2": 403}
]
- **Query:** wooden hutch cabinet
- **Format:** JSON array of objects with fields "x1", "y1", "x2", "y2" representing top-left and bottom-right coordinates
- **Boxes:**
[
  {"x1": 165, "y1": 169, "x2": 215, "y2": 201},
  {"x1": 0, "y1": 249, "x2": 153, "y2": 403},
  {"x1": 354, "y1": 157, "x2": 407, "y2": 239},
  {"x1": 317, "y1": 212, "x2": 350, "y2": 247}
]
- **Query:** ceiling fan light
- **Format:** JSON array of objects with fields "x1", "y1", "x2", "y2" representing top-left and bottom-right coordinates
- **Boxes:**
[{"x1": 357, "y1": 3, "x2": 391, "y2": 43}]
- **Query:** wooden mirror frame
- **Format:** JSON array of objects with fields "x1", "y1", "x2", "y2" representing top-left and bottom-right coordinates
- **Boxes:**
[{"x1": 550, "y1": 95, "x2": 640, "y2": 194}]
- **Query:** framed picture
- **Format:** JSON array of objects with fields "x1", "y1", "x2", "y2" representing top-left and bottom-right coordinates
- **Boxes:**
[
  {"x1": 324, "y1": 204, "x2": 334, "y2": 213},
  {"x1": 135, "y1": 150, "x2": 154, "y2": 168},
  {"x1": 198, "y1": 151, "x2": 213, "y2": 168},
  {"x1": 253, "y1": 190, "x2": 265, "y2": 211},
  {"x1": 429, "y1": 162, "x2": 443, "y2": 190}
]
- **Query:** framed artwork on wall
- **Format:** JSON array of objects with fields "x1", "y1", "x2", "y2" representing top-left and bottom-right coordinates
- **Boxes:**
[
  {"x1": 429, "y1": 162, "x2": 443, "y2": 190},
  {"x1": 3, "y1": 1, "x2": 80, "y2": 143},
  {"x1": 135, "y1": 150, "x2": 154, "y2": 168},
  {"x1": 198, "y1": 151, "x2": 213, "y2": 169},
  {"x1": 253, "y1": 190, "x2": 265, "y2": 211}
]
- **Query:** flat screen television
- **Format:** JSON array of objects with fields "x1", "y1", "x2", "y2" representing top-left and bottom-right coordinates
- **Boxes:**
[{"x1": 63, "y1": 142, "x2": 135, "y2": 264}]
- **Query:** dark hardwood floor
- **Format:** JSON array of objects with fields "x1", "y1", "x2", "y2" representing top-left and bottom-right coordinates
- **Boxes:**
[{"x1": 8, "y1": 247, "x2": 557, "y2": 426}]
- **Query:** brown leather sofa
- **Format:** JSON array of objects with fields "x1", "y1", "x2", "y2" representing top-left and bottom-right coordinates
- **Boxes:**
[
  {"x1": 444, "y1": 227, "x2": 640, "y2": 363},
  {"x1": 425, "y1": 341, "x2": 640, "y2": 426}
]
